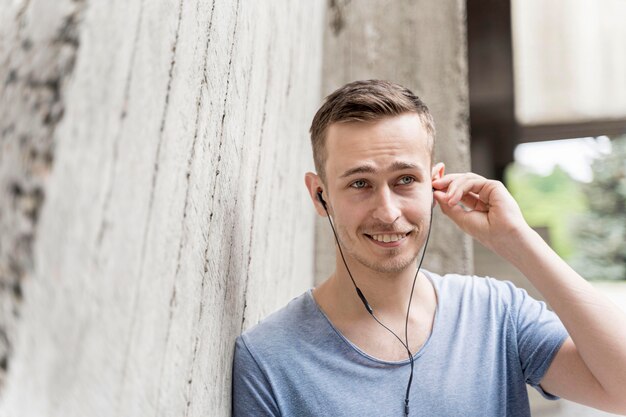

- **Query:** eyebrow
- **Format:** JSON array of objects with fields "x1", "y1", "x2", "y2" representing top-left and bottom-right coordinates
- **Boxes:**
[{"x1": 340, "y1": 161, "x2": 424, "y2": 178}]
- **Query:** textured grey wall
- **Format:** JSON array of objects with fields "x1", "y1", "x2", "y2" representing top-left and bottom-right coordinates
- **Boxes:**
[
  {"x1": 315, "y1": 0, "x2": 473, "y2": 284},
  {"x1": 0, "y1": 0, "x2": 86, "y2": 393},
  {"x1": 0, "y1": 1, "x2": 323, "y2": 416},
  {"x1": 0, "y1": 0, "x2": 472, "y2": 415}
]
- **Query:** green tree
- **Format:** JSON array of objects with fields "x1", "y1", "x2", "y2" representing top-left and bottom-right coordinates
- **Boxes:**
[
  {"x1": 505, "y1": 163, "x2": 587, "y2": 259},
  {"x1": 570, "y1": 136, "x2": 626, "y2": 281}
]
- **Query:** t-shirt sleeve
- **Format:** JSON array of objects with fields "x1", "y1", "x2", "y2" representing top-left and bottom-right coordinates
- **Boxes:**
[
  {"x1": 512, "y1": 284, "x2": 569, "y2": 400},
  {"x1": 232, "y1": 335, "x2": 281, "y2": 417}
]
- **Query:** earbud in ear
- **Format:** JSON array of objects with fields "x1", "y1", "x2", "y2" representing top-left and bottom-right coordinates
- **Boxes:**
[{"x1": 316, "y1": 190, "x2": 327, "y2": 210}]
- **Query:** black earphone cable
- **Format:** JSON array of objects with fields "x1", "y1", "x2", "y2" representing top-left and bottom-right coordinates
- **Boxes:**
[
  {"x1": 318, "y1": 190, "x2": 434, "y2": 416},
  {"x1": 402, "y1": 200, "x2": 434, "y2": 415}
]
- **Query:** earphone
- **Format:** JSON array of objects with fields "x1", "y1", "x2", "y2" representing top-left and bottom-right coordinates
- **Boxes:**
[
  {"x1": 317, "y1": 190, "x2": 375, "y2": 314},
  {"x1": 316, "y1": 188, "x2": 435, "y2": 417}
]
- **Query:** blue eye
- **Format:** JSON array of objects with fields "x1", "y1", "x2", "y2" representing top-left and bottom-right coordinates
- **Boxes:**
[
  {"x1": 351, "y1": 180, "x2": 368, "y2": 189},
  {"x1": 398, "y1": 176, "x2": 414, "y2": 185}
]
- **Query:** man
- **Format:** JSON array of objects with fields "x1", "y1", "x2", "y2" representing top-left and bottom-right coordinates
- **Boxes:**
[{"x1": 232, "y1": 80, "x2": 626, "y2": 416}]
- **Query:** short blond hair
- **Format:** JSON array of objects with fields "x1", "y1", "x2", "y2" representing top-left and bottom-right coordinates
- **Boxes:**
[{"x1": 309, "y1": 80, "x2": 435, "y2": 181}]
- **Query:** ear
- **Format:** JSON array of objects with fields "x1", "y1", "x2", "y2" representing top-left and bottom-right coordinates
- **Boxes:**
[
  {"x1": 431, "y1": 162, "x2": 445, "y2": 181},
  {"x1": 430, "y1": 163, "x2": 445, "y2": 207},
  {"x1": 304, "y1": 172, "x2": 328, "y2": 217}
]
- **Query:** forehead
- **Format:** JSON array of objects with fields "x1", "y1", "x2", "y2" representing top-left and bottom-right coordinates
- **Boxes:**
[{"x1": 325, "y1": 114, "x2": 431, "y2": 177}]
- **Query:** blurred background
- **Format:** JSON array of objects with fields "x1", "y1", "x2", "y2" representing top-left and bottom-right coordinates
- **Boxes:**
[
  {"x1": 0, "y1": 0, "x2": 624, "y2": 416},
  {"x1": 470, "y1": 0, "x2": 626, "y2": 415}
]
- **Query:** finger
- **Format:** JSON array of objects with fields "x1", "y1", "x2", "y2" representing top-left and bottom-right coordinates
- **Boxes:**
[
  {"x1": 446, "y1": 176, "x2": 491, "y2": 206},
  {"x1": 434, "y1": 190, "x2": 489, "y2": 212},
  {"x1": 459, "y1": 192, "x2": 489, "y2": 212},
  {"x1": 432, "y1": 174, "x2": 464, "y2": 191},
  {"x1": 433, "y1": 190, "x2": 449, "y2": 207},
  {"x1": 476, "y1": 180, "x2": 506, "y2": 208},
  {"x1": 437, "y1": 195, "x2": 489, "y2": 236},
  {"x1": 434, "y1": 173, "x2": 500, "y2": 210},
  {"x1": 435, "y1": 191, "x2": 466, "y2": 219},
  {"x1": 436, "y1": 193, "x2": 480, "y2": 230}
]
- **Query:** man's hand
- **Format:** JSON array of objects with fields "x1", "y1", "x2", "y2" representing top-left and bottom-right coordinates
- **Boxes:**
[
  {"x1": 431, "y1": 173, "x2": 529, "y2": 254},
  {"x1": 433, "y1": 172, "x2": 626, "y2": 415}
]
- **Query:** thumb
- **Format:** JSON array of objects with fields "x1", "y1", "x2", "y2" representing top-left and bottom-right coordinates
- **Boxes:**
[{"x1": 434, "y1": 190, "x2": 472, "y2": 229}]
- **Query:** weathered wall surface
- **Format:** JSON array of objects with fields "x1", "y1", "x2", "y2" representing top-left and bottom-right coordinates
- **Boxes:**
[
  {"x1": 0, "y1": 0, "x2": 86, "y2": 392},
  {"x1": 1, "y1": 0, "x2": 472, "y2": 414},
  {"x1": 316, "y1": 0, "x2": 473, "y2": 283},
  {"x1": 0, "y1": 1, "x2": 323, "y2": 416}
]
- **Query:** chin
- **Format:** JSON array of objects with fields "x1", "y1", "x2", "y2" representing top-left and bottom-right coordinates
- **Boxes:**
[{"x1": 355, "y1": 252, "x2": 417, "y2": 274}]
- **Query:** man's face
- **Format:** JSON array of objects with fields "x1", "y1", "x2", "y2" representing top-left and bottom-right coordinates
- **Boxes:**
[{"x1": 322, "y1": 113, "x2": 438, "y2": 274}]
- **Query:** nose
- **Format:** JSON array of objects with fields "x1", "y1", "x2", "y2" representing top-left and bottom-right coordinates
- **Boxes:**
[{"x1": 371, "y1": 186, "x2": 401, "y2": 224}]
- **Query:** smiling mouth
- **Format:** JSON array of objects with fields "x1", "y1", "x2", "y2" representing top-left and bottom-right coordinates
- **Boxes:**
[{"x1": 365, "y1": 231, "x2": 411, "y2": 243}]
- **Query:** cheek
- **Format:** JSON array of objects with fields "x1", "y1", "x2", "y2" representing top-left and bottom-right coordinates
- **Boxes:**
[
  {"x1": 401, "y1": 199, "x2": 432, "y2": 222},
  {"x1": 334, "y1": 205, "x2": 367, "y2": 232}
]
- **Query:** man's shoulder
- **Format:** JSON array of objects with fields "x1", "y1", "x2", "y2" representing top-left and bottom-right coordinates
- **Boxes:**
[
  {"x1": 429, "y1": 270, "x2": 524, "y2": 307},
  {"x1": 237, "y1": 289, "x2": 320, "y2": 358}
]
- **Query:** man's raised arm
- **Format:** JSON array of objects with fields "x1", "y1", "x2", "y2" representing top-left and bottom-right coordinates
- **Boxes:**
[{"x1": 433, "y1": 172, "x2": 626, "y2": 415}]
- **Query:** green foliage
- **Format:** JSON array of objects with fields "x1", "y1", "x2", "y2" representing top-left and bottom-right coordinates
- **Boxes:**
[
  {"x1": 569, "y1": 136, "x2": 626, "y2": 280},
  {"x1": 505, "y1": 163, "x2": 588, "y2": 260}
]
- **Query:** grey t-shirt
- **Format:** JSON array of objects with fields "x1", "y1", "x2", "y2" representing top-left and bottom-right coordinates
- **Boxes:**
[{"x1": 232, "y1": 271, "x2": 569, "y2": 416}]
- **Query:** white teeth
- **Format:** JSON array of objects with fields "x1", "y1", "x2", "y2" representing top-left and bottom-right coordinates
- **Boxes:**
[{"x1": 371, "y1": 233, "x2": 406, "y2": 243}]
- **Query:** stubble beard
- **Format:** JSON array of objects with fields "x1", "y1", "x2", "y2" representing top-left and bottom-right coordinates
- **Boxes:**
[{"x1": 335, "y1": 223, "x2": 425, "y2": 274}]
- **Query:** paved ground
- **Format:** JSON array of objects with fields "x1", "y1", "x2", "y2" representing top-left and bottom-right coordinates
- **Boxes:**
[{"x1": 473, "y1": 239, "x2": 626, "y2": 417}]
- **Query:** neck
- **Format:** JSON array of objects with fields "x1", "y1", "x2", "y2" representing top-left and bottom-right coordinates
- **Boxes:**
[{"x1": 327, "y1": 251, "x2": 429, "y2": 320}]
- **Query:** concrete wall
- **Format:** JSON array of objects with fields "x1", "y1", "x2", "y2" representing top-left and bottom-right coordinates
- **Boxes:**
[
  {"x1": 0, "y1": 1, "x2": 323, "y2": 416},
  {"x1": 0, "y1": 0, "x2": 472, "y2": 415},
  {"x1": 316, "y1": 0, "x2": 473, "y2": 283},
  {"x1": 0, "y1": 0, "x2": 87, "y2": 393}
]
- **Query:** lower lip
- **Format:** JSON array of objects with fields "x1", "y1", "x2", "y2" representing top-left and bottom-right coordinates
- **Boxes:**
[{"x1": 366, "y1": 234, "x2": 408, "y2": 248}]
